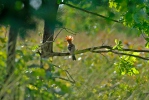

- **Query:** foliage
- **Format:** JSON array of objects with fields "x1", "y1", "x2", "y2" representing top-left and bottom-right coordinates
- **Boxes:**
[
  {"x1": 0, "y1": 26, "x2": 7, "y2": 86},
  {"x1": 109, "y1": 0, "x2": 149, "y2": 34},
  {"x1": 114, "y1": 52, "x2": 139, "y2": 75},
  {"x1": 113, "y1": 39, "x2": 123, "y2": 50},
  {"x1": 1, "y1": 24, "x2": 149, "y2": 100},
  {"x1": 0, "y1": 26, "x2": 71, "y2": 99},
  {"x1": 113, "y1": 39, "x2": 140, "y2": 75}
]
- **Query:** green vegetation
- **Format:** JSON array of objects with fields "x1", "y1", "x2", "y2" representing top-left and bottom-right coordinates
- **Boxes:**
[{"x1": 0, "y1": 0, "x2": 149, "y2": 100}]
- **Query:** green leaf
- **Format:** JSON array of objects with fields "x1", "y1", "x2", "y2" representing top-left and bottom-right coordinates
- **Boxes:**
[
  {"x1": 131, "y1": 68, "x2": 139, "y2": 74},
  {"x1": 113, "y1": 39, "x2": 123, "y2": 50},
  {"x1": 15, "y1": 1, "x2": 23, "y2": 10},
  {"x1": 32, "y1": 68, "x2": 46, "y2": 77},
  {"x1": 31, "y1": 45, "x2": 39, "y2": 51},
  {"x1": 145, "y1": 42, "x2": 149, "y2": 48},
  {"x1": 0, "y1": 37, "x2": 6, "y2": 43},
  {"x1": 145, "y1": 38, "x2": 149, "y2": 42},
  {"x1": 57, "y1": 0, "x2": 61, "y2": 4},
  {"x1": 115, "y1": 53, "x2": 139, "y2": 75},
  {"x1": 109, "y1": 1, "x2": 117, "y2": 8}
]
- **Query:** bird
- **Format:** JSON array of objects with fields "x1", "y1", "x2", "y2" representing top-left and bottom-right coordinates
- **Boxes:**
[{"x1": 66, "y1": 35, "x2": 76, "y2": 60}]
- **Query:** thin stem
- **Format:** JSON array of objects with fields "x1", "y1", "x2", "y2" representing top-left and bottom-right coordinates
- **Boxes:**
[{"x1": 60, "y1": 2, "x2": 122, "y2": 23}]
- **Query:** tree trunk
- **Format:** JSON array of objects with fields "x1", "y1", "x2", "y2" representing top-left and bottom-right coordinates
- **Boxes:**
[
  {"x1": 41, "y1": 0, "x2": 59, "y2": 57},
  {"x1": 6, "y1": 27, "x2": 18, "y2": 81}
]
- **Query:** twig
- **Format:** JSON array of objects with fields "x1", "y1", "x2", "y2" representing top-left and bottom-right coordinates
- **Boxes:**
[
  {"x1": 44, "y1": 63, "x2": 75, "y2": 83},
  {"x1": 56, "y1": 27, "x2": 77, "y2": 35},
  {"x1": 141, "y1": 33, "x2": 149, "y2": 42},
  {"x1": 53, "y1": 64, "x2": 75, "y2": 83},
  {"x1": 53, "y1": 28, "x2": 63, "y2": 41},
  {"x1": 60, "y1": 2, "x2": 122, "y2": 23},
  {"x1": 52, "y1": 76, "x2": 75, "y2": 83},
  {"x1": 121, "y1": 48, "x2": 149, "y2": 53},
  {"x1": 65, "y1": 70, "x2": 76, "y2": 83},
  {"x1": 37, "y1": 27, "x2": 77, "y2": 54},
  {"x1": 61, "y1": 27, "x2": 77, "y2": 35},
  {"x1": 99, "y1": 53, "x2": 110, "y2": 62},
  {"x1": 40, "y1": 28, "x2": 63, "y2": 48}
]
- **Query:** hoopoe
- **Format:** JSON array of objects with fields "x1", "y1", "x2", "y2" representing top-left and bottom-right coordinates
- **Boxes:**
[{"x1": 66, "y1": 35, "x2": 76, "y2": 60}]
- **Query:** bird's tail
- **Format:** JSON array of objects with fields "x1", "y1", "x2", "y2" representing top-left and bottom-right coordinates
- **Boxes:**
[{"x1": 72, "y1": 55, "x2": 76, "y2": 60}]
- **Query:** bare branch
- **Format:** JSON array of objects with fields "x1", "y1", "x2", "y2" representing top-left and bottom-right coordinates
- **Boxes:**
[
  {"x1": 111, "y1": 51, "x2": 149, "y2": 60},
  {"x1": 53, "y1": 28, "x2": 63, "y2": 41},
  {"x1": 39, "y1": 28, "x2": 63, "y2": 48},
  {"x1": 53, "y1": 64, "x2": 75, "y2": 83},
  {"x1": 44, "y1": 63, "x2": 75, "y2": 83},
  {"x1": 62, "y1": 27, "x2": 77, "y2": 35},
  {"x1": 92, "y1": 50, "x2": 149, "y2": 60},
  {"x1": 41, "y1": 45, "x2": 149, "y2": 60},
  {"x1": 120, "y1": 48, "x2": 149, "y2": 53},
  {"x1": 56, "y1": 27, "x2": 77, "y2": 35},
  {"x1": 99, "y1": 53, "x2": 110, "y2": 62},
  {"x1": 60, "y1": 2, "x2": 121, "y2": 23}
]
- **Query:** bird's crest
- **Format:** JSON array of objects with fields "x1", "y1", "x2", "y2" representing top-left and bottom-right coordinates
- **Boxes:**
[{"x1": 66, "y1": 35, "x2": 74, "y2": 41}]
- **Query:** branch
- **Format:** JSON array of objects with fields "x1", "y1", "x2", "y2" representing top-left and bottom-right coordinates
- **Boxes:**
[
  {"x1": 120, "y1": 48, "x2": 149, "y2": 53},
  {"x1": 41, "y1": 45, "x2": 149, "y2": 60},
  {"x1": 111, "y1": 51, "x2": 149, "y2": 60},
  {"x1": 92, "y1": 50, "x2": 149, "y2": 60},
  {"x1": 40, "y1": 29, "x2": 63, "y2": 47},
  {"x1": 60, "y1": 2, "x2": 121, "y2": 23},
  {"x1": 53, "y1": 64, "x2": 75, "y2": 83},
  {"x1": 52, "y1": 76, "x2": 75, "y2": 83},
  {"x1": 55, "y1": 27, "x2": 77, "y2": 35},
  {"x1": 44, "y1": 64, "x2": 76, "y2": 83},
  {"x1": 41, "y1": 46, "x2": 110, "y2": 57}
]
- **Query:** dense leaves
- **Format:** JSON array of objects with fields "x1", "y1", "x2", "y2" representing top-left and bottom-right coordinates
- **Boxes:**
[
  {"x1": 0, "y1": 0, "x2": 35, "y2": 29},
  {"x1": 0, "y1": 27, "x2": 71, "y2": 99},
  {"x1": 109, "y1": 0, "x2": 149, "y2": 34}
]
